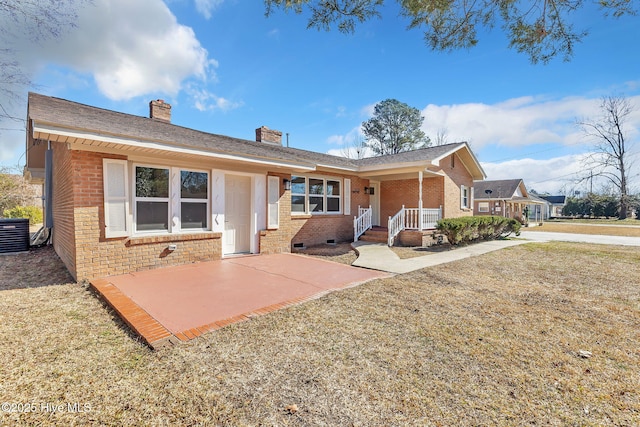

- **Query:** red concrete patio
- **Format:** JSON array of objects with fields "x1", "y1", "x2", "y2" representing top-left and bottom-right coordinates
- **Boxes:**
[{"x1": 90, "y1": 253, "x2": 389, "y2": 349}]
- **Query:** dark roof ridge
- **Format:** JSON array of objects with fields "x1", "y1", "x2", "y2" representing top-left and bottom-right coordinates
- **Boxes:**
[{"x1": 354, "y1": 142, "x2": 466, "y2": 163}]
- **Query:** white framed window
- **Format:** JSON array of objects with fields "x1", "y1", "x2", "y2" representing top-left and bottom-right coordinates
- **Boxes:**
[
  {"x1": 291, "y1": 175, "x2": 307, "y2": 213},
  {"x1": 460, "y1": 185, "x2": 469, "y2": 209},
  {"x1": 291, "y1": 175, "x2": 342, "y2": 214},
  {"x1": 478, "y1": 202, "x2": 489, "y2": 213},
  {"x1": 135, "y1": 165, "x2": 170, "y2": 232},
  {"x1": 179, "y1": 170, "x2": 209, "y2": 230},
  {"x1": 132, "y1": 163, "x2": 209, "y2": 234}
]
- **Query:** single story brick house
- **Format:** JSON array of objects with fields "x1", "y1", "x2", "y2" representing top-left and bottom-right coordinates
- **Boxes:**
[
  {"x1": 473, "y1": 179, "x2": 545, "y2": 223},
  {"x1": 24, "y1": 93, "x2": 486, "y2": 281}
]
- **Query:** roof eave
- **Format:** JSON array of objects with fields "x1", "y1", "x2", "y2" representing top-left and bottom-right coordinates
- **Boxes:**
[
  {"x1": 430, "y1": 142, "x2": 486, "y2": 180},
  {"x1": 32, "y1": 121, "x2": 317, "y2": 171}
]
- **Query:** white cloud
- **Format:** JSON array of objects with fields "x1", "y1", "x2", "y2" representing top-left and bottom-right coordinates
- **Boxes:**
[
  {"x1": 190, "y1": 88, "x2": 243, "y2": 112},
  {"x1": 38, "y1": 0, "x2": 216, "y2": 101},
  {"x1": 0, "y1": 0, "x2": 224, "y2": 166},
  {"x1": 326, "y1": 126, "x2": 373, "y2": 158},
  {"x1": 194, "y1": 0, "x2": 223, "y2": 19},
  {"x1": 267, "y1": 29, "x2": 280, "y2": 39},
  {"x1": 480, "y1": 151, "x2": 640, "y2": 195},
  {"x1": 421, "y1": 96, "x2": 601, "y2": 149},
  {"x1": 481, "y1": 155, "x2": 587, "y2": 194},
  {"x1": 356, "y1": 95, "x2": 640, "y2": 150}
]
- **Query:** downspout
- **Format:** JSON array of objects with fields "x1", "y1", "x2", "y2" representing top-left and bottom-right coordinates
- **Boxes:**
[
  {"x1": 44, "y1": 141, "x2": 53, "y2": 230},
  {"x1": 31, "y1": 141, "x2": 53, "y2": 248}
]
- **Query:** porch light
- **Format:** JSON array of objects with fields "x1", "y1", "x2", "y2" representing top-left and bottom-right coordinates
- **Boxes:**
[
  {"x1": 364, "y1": 187, "x2": 369, "y2": 194},
  {"x1": 283, "y1": 178, "x2": 291, "y2": 191}
]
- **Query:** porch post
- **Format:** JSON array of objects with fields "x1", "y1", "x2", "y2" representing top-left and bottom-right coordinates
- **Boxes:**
[{"x1": 418, "y1": 170, "x2": 423, "y2": 230}]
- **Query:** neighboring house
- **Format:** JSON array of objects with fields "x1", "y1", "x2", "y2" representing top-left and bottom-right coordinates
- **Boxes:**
[
  {"x1": 24, "y1": 93, "x2": 485, "y2": 281},
  {"x1": 539, "y1": 195, "x2": 567, "y2": 218},
  {"x1": 527, "y1": 193, "x2": 552, "y2": 221},
  {"x1": 473, "y1": 179, "x2": 545, "y2": 222}
]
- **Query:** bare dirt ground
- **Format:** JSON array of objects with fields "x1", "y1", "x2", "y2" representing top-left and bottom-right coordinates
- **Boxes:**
[
  {"x1": 294, "y1": 242, "x2": 357, "y2": 265},
  {"x1": 391, "y1": 244, "x2": 453, "y2": 259},
  {"x1": 1, "y1": 242, "x2": 638, "y2": 426}
]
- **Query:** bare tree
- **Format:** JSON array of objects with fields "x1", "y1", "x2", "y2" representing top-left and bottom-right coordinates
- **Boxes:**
[
  {"x1": 0, "y1": 0, "x2": 90, "y2": 115},
  {"x1": 433, "y1": 127, "x2": 449, "y2": 146},
  {"x1": 578, "y1": 96, "x2": 636, "y2": 219},
  {"x1": 340, "y1": 135, "x2": 368, "y2": 159},
  {"x1": 0, "y1": 165, "x2": 39, "y2": 213}
]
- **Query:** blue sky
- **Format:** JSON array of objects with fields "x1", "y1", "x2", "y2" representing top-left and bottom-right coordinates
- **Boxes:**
[{"x1": 1, "y1": 0, "x2": 639, "y2": 194}]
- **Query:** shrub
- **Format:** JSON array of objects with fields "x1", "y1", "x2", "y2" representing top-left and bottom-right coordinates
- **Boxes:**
[
  {"x1": 3, "y1": 206, "x2": 43, "y2": 225},
  {"x1": 436, "y1": 216, "x2": 521, "y2": 245}
]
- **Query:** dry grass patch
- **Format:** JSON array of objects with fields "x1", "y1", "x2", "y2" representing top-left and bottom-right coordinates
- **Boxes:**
[
  {"x1": 528, "y1": 221, "x2": 640, "y2": 237},
  {"x1": 0, "y1": 246, "x2": 73, "y2": 290},
  {"x1": 0, "y1": 243, "x2": 639, "y2": 425}
]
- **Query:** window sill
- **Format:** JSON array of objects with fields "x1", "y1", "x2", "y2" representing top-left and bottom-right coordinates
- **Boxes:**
[
  {"x1": 291, "y1": 212, "x2": 344, "y2": 219},
  {"x1": 125, "y1": 231, "x2": 222, "y2": 246},
  {"x1": 291, "y1": 214, "x2": 312, "y2": 220}
]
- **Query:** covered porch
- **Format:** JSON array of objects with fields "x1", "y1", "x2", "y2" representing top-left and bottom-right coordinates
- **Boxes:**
[{"x1": 354, "y1": 168, "x2": 444, "y2": 246}]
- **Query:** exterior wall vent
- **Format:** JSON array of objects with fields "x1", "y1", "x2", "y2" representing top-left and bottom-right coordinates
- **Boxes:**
[
  {"x1": 293, "y1": 243, "x2": 304, "y2": 249},
  {"x1": 0, "y1": 218, "x2": 30, "y2": 253}
]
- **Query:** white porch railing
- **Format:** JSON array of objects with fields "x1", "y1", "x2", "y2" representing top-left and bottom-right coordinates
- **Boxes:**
[
  {"x1": 354, "y1": 205, "x2": 372, "y2": 242},
  {"x1": 388, "y1": 206, "x2": 442, "y2": 246},
  {"x1": 404, "y1": 207, "x2": 442, "y2": 230},
  {"x1": 388, "y1": 206, "x2": 406, "y2": 246}
]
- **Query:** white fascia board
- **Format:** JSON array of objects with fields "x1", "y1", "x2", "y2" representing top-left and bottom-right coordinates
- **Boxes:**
[
  {"x1": 433, "y1": 143, "x2": 487, "y2": 180},
  {"x1": 358, "y1": 160, "x2": 428, "y2": 173},
  {"x1": 33, "y1": 122, "x2": 316, "y2": 171},
  {"x1": 430, "y1": 144, "x2": 465, "y2": 164},
  {"x1": 316, "y1": 163, "x2": 359, "y2": 172}
]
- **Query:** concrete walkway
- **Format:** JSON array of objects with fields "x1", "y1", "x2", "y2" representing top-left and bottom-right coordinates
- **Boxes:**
[
  {"x1": 353, "y1": 230, "x2": 640, "y2": 274},
  {"x1": 352, "y1": 239, "x2": 530, "y2": 274}
]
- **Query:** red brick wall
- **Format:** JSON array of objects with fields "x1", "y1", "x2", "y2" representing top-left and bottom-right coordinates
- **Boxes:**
[
  {"x1": 439, "y1": 153, "x2": 474, "y2": 218},
  {"x1": 380, "y1": 176, "x2": 444, "y2": 222},
  {"x1": 52, "y1": 149, "x2": 223, "y2": 281},
  {"x1": 259, "y1": 173, "x2": 369, "y2": 251},
  {"x1": 51, "y1": 141, "x2": 77, "y2": 278}
]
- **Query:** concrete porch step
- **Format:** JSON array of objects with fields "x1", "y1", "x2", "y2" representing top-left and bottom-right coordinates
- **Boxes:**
[{"x1": 359, "y1": 227, "x2": 388, "y2": 243}]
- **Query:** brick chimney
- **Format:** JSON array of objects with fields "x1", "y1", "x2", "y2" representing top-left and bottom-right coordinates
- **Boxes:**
[
  {"x1": 149, "y1": 99, "x2": 171, "y2": 123},
  {"x1": 255, "y1": 126, "x2": 282, "y2": 145}
]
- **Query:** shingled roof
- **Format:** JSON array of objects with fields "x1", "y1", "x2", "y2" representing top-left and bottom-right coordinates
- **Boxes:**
[
  {"x1": 473, "y1": 179, "x2": 526, "y2": 200},
  {"x1": 540, "y1": 195, "x2": 566, "y2": 204},
  {"x1": 27, "y1": 92, "x2": 483, "y2": 175}
]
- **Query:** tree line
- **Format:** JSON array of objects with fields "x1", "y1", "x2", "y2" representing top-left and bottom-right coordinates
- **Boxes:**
[{"x1": 562, "y1": 193, "x2": 640, "y2": 219}]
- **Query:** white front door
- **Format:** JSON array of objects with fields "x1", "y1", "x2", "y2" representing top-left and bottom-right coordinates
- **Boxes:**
[
  {"x1": 370, "y1": 182, "x2": 380, "y2": 226},
  {"x1": 224, "y1": 175, "x2": 251, "y2": 254}
]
